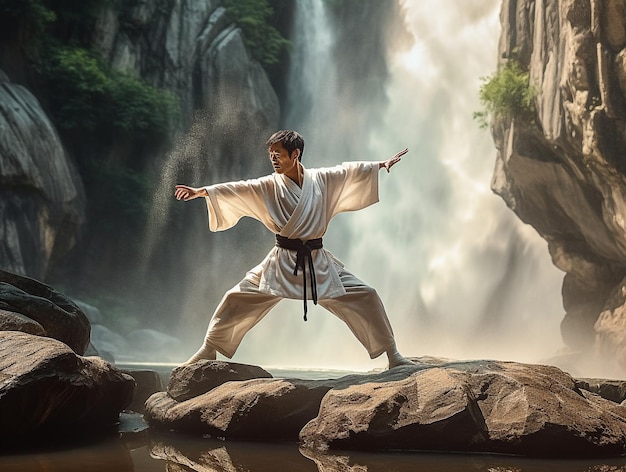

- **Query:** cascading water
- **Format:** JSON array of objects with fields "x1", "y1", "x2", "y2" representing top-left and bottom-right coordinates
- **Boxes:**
[{"x1": 228, "y1": 0, "x2": 566, "y2": 370}]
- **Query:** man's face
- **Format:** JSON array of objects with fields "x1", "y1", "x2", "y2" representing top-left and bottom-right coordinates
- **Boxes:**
[{"x1": 268, "y1": 142, "x2": 298, "y2": 174}]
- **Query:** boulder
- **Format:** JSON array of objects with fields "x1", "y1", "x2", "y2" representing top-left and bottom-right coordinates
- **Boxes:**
[
  {"x1": 576, "y1": 377, "x2": 626, "y2": 404},
  {"x1": 0, "y1": 269, "x2": 90, "y2": 354},
  {"x1": 121, "y1": 369, "x2": 163, "y2": 414},
  {"x1": 145, "y1": 357, "x2": 626, "y2": 457},
  {"x1": 146, "y1": 377, "x2": 338, "y2": 441},
  {"x1": 0, "y1": 331, "x2": 135, "y2": 444},
  {"x1": 300, "y1": 359, "x2": 626, "y2": 457},
  {"x1": 167, "y1": 360, "x2": 273, "y2": 401},
  {"x1": 0, "y1": 309, "x2": 44, "y2": 335}
]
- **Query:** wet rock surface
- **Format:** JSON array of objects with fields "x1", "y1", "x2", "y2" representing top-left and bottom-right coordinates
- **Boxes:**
[{"x1": 145, "y1": 357, "x2": 626, "y2": 457}]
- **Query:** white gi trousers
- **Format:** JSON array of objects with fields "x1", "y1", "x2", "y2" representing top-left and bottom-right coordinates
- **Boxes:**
[{"x1": 200, "y1": 267, "x2": 396, "y2": 359}]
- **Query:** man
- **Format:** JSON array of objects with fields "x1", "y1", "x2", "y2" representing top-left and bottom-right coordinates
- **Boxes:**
[{"x1": 174, "y1": 130, "x2": 413, "y2": 368}]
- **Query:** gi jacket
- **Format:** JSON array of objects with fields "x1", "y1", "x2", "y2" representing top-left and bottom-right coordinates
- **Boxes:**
[{"x1": 204, "y1": 161, "x2": 379, "y2": 300}]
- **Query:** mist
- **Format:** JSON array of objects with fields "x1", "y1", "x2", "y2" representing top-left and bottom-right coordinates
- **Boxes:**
[
  {"x1": 195, "y1": 0, "x2": 565, "y2": 371},
  {"x1": 138, "y1": 0, "x2": 567, "y2": 372}
]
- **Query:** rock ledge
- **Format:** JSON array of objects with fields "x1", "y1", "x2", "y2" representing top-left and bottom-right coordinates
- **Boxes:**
[{"x1": 145, "y1": 357, "x2": 626, "y2": 457}]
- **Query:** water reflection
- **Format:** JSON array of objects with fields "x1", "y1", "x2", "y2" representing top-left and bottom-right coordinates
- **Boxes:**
[
  {"x1": 150, "y1": 433, "x2": 626, "y2": 472},
  {"x1": 1, "y1": 434, "x2": 626, "y2": 471},
  {"x1": 150, "y1": 434, "x2": 316, "y2": 471},
  {"x1": 0, "y1": 438, "x2": 134, "y2": 472}
]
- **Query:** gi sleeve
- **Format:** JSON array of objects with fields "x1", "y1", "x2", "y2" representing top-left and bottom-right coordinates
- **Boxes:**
[
  {"x1": 204, "y1": 177, "x2": 270, "y2": 232},
  {"x1": 323, "y1": 161, "x2": 380, "y2": 218}
]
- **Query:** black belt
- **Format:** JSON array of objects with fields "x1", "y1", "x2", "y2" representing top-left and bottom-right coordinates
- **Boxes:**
[{"x1": 275, "y1": 235, "x2": 323, "y2": 321}]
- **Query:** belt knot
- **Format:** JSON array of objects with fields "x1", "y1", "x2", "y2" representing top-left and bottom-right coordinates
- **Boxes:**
[{"x1": 275, "y1": 234, "x2": 323, "y2": 321}]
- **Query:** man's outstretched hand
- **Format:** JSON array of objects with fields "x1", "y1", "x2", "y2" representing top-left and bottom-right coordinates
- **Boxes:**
[
  {"x1": 380, "y1": 148, "x2": 408, "y2": 173},
  {"x1": 175, "y1": 185, "x2": 207, "y2": 201}
]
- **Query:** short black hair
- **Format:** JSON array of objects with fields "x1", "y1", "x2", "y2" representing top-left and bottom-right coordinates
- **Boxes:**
[{"x1": 265, "y1": 130, "x2": 305, "y2": 161}]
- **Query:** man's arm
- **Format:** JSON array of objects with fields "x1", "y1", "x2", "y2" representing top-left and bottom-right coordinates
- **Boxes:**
[
  {"x1": 379, "y1": 148, "x2": 408, "y2": 173},
  {"x1": 175, "y1": 185, "x2": 208, "y2": 201}
]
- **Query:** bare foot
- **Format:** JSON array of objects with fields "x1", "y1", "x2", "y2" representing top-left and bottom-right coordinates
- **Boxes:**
[
  {"x1": 387, "y1": 351, "x2": 415, "y2": 369},
  {"x1": 181, "y1": 347, "x2": 216, "y2": 366}
]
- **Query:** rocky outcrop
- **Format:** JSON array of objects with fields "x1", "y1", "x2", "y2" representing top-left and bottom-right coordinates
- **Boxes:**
[
  {"x1": 0, "y1": 71, "x2": 85, "y2": 280},
  {"x1": 145, "y1": 357, "x2": 626, "y2": 457},
  {"x1": 0, "y1": 269, "x2": 90, "y2": 354},
  {"x1": 0, "y1": 331, "x2": 134, "y2": 445},
  {"x1": 492, "y1": 0, "x2": 626, "y2": 375},
  {"x1": 90, "y1": 1, "x2": 278, "y2": 172}
]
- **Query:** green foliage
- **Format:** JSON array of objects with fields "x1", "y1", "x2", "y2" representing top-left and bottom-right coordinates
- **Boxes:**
[
  {"x1": 40, "y1": 47, "x2": 109, "y2": 130},
  {"x1": 37, "y1": 44, "x2": 177, "y2": 229},
  {"x1": 108, "y1": 71, "x2": 179, "y2": 137},
  {"x1": 223, "y1": 0, "x2": 290, "y2": 65},
  {"x1": 40, "y1": 45, "x2": 179, "y2": 141},
  {"x1": 474, "y1": 60, "x2": 536, "y2": 129}
]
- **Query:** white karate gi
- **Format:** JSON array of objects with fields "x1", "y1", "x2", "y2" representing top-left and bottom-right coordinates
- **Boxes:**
[{"x1": 199, "y1": 161, "x2": 396, "y2": 359}]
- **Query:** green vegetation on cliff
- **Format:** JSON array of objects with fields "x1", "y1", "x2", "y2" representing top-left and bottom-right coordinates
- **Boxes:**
[
  {"x1": 224, "y1": 0, "x2": 290, "y2": 66},
  {"x1": 40, "y1": 46, "x2": 178, "y2": 141},
  {"x1": 1, "y1": 0, "x2": 179, "y2": 234},
  {"x1": 474, "y1": 59, "x2": 536, "y2": 129}
]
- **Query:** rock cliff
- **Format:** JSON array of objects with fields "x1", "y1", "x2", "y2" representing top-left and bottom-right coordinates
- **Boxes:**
[
  {"x1": 91, "y1": 1, "x2": 278, "y2": 133},
  {"x1": 492, "y1": 0, "x2": 626, "y2": 375},
  {"x1": 0, "y1": 71, "x2": 85, "y2": 280},
  {"x1": 79, "y1": 0, "x2": 281, "y2": 321},
  {"x1": 0, "y1": 0, "x2": 280, "y2": 289}
]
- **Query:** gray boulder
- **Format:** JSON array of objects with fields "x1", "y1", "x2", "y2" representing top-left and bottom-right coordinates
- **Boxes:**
[
  {"x1": 0, "y1": 331, "x2": 135, "y2": 444},
  {"x1": 0, "y1": 269, "x2": 90, "y2": 354},
  {"x1": 576, "y1": 377, "x2": 626, "y2": 404}
]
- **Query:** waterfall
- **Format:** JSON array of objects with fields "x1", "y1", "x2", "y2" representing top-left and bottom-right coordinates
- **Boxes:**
[{"x1": 228, "y1": 0, "x2": 565, "y2": 370}]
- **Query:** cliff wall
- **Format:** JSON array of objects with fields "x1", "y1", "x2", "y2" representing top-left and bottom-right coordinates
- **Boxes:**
[
  {"x1": 493, "y1": 0, "x2": 626, "y2": 374},
  {"x1": 0, "y1": 71, "x2": 85, "y2": 279},
  {"x1": 0, "y1": 0, "x2": 279, "y2": 288}
]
